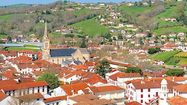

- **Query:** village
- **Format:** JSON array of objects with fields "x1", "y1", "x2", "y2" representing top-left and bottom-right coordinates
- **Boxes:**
[{"x1": 1, "y1": 0, "x2": 187, "y2": 105}]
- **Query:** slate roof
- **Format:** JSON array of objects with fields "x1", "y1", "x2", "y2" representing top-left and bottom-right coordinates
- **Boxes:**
[
  {"x1": 74, "y1": 60, "x2": 82, "y2": 65},
  {"x1": 50, "y1": 48, "x2": 76, "y2": 57}
]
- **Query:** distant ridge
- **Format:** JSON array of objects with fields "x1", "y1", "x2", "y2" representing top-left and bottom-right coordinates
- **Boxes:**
[{"x1": 0, "y1": 4, "x2": 32, "y2": 8}]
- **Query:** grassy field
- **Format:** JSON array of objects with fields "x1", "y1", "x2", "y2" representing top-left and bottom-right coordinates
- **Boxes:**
[
  {"x1": 73, "y1": 8, "x2": 92, "y2": 17},
  {"x1": 0, "y1": 34, "x2": 7, "y2": 39},
  {"x1": 0, "y1": 13, "x2": 27, "y2": 22},
  {"x1": 5, "y1": 46, "x2": 40, "y2": 52},
  {"x1": 156, "y1": 6, "x2": 178, "y2": 18},
  {"x1": 0, "y1": 14, "x2": 16, "y2": 22},
  {"x1": 70, "y1": 18, "x2": 109, "y2": 37},
  {"x1": 151, "y1": 50, "x2": 180, "y2": 62},
  {"x1": 178, "y1": 58, "x2": 187, "y2": 65},
  {"x1": 152, "y1": 5, "x2": 186, "y2": 35},
  {"x1": 151, "y1": 51, "x2": 187, "y2": 65},
  {"x1": 153, "y1": 26, "x2": 187, "y2": 35},
  {"x1": 118, "y1": 6, "x2": 152, "y2": 16},
  {"x1": 158, "y1": 21, "x2": 181, "y2": 28},
  {"x1": 49, "y1": 32, "x2": 63, "y2": 38},
  {"x1": 175, "y1": 52, "x2": 187, "y2": 57}
]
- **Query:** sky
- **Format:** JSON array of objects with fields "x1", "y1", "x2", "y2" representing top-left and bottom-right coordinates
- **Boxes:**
[
  {"x1": 0, "y1": 0, "x2": 59, "y2": 6},
  {"x1": 0, "y1": 0, "x2": 138, "y2": 6}
]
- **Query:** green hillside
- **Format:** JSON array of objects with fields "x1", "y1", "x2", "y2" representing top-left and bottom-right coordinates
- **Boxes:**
[{"x1": 70, "y1": 18, "x2": 109, "y2": 37}]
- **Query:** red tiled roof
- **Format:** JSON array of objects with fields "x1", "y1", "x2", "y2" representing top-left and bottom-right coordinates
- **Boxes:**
[
  {"x1": 32, "y1": 71, "x2": 45, "y2": 76},
  {"x1": 72, "y1": 65, "x2": 88, "y2": 70},
  {"x1": 128, "y1": 78, "x2": 178, "y2": 89},
  {"x1": 11, "y1": 55, "x2": 32, "y2": 63},
  {"x1": 173, "y1": 84, "x2": 187, "y2": 93},
  {"x1": 164, "y1": 43, "x2": 177, "y2": 48},
  {"x1": 85, "y1": 61, "x2": 96, "y2": 66},
  {"x1": 0, "y1": 91, "x2": 7, "y2": 101},
  {"x1": 0, "y1": 81, "x2": 48, "y2": 92},
  {"x1": 61, "y1": 82, "x2": 89, "y2": 95},
  {"x1": 44, "y1": 96, "x2": 67, "y2": 103},
  {"x1": 0, "y1": 80, "x2": 17, "y2": 86},
  {"x1": 168, "y1": 96, "x2": 187, "y2": 105},
  {"x1": 17, "y1": 93, "x2": 44, "y2": 102},
  {"x1": 108, "y1": 60, "x2": 131, "y2": 67},
  {"x1": 89, "y1": 85, "x2": 123, "y2": 93},
  {"x1": 84, "y1": 74, "x2": 107, "y2": 85},
  {"x1": 64, "y1": 71, "x2": 87, "y2": 79},
  {"x1": 58, "y1": 70, "x2": 72, "y2": 78},
  {"x1": 2, "y1": 69, "x2": 17, "y2": 79},
  {"x1": 126, "y1": 101, "x2": 141, "y2": 105},
  {"x1": 109, "y1": 72, "x2": 141, "y2": 81},
  {"x1": 143, "y1": 71, "x2": 165, "y2": 77}
]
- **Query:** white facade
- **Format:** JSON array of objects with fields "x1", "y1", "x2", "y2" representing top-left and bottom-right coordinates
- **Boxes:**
[
  {"x1": 126, "y1": 79, "x2": 171, "y2": 105},
  {"x1": 5, "y1": 86, "x2": 48, "y2": 97},
  {"x1": 95, "y1": 90, "x2": 125, "y2": 105}
]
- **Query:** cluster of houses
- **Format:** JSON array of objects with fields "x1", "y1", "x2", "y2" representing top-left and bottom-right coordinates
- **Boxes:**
[{"x1": 0, "y1": 48, "x2": 187, "y2": 105}]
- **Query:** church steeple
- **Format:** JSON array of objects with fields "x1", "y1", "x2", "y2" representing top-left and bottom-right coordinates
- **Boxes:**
[
  {"x1": 43, "y1": 22, "x2": 50, "y2": 50},
  {"x1": 44, "y1": 22, "x2": 48, "y2": 40},
  {"x1": 42, "y1": 22, "x2": 50, "y2": 60}
]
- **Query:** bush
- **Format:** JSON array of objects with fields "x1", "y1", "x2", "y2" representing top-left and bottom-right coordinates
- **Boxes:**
[
  {"x1": 126, "y1": 67, "x2": 142, "y2": 75},
  {"x1": 37, "y1": 72, "x2": 60, "y2": 89},
  {"x1": 148, "y1": 47, "x2": 161, "y2": 54},
  {"x1": 165, "y1": 69, "x2": 185, "y2": 77}
]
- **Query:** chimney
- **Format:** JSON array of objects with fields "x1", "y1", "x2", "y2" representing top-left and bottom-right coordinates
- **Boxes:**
[
  {"x1": 15, "y1": 78, "x2": 21, "y2": 84},
  {"x1": 71, "y1": 89, "x2": 75, "y2": 95},
  {"x1": 172, "y1": 77, "x2": 175, "y2": 82},
  {"x1": 141, "y1": 77, "x2": 145, "y2": 84}
]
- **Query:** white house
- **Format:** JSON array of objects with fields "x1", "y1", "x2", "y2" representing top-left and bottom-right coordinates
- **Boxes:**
[
  {"x1": 125, "y1": 78, "x2": 178, "y2": 105},
  {"x1": 89, "y1": 85, "x2": 125, "y2": 105}
]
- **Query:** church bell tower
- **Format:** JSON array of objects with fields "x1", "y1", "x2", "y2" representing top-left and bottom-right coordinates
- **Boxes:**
[{"x1": 42, "y1": 22, "x2": 50, "y2": 60}]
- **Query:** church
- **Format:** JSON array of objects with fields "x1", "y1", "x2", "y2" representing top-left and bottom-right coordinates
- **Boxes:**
[{"x1": 42, "y1": 23, "x2": 90, "y2": 66}]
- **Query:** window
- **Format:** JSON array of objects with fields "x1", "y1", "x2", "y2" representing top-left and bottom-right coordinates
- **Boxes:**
[
  {"x1": 19, "y1": 91, "x2": 21, "y2": 96},
  {"x1": 13, "y1": 90, "x2": 15, "y2": 96},
  {"x1": 141, "y1": 100, "x2": 143, "y2": 103},
  {"x1": 27, "y1": 89, "x2": 29, "y2": 94},
  {"x1": 156, "y1": 92, "x2": 158, "y2": 96},
  {"x1": 141, "y1": 89, "x2": 143, "y2": 92},
  {"x1": 38, "y1": 87, "x2": 40, "y2": 93},
  {"x1": 141, "y1": 94, "x2": 143, "y2": 98},
  {"x1": 8, "y1": 91, "x2": 11, "y2": 96},
  {"x1": 148, "y1": 88, "x2": 150, "y2": 92},
  {"x1": 148, "y1": 94, "x2": 150, "y2": 97},
  {"x1": 43, "y1": 86, "x2": 45, "y2": 92}
]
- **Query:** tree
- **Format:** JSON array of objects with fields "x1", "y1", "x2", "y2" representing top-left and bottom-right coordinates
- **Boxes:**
[
  {"x1": 165, "y1": 69, "x2": 185, "y2": 77},
  {"x1": 126, "y1": 67, "x2": 142, "y2": 75},
  {"x1": 80, "y1": 37, "x2": 87, "y2": 48},
  {"x1": 118, "y1": 35, "x2": 123, "y2": 40},
  {"x1": 148, "y1": 47, "x2": 161, "y2": 54},
  {"x1": 148, "y1": 0, "x2": 152, "y2": 7},
  {"x1": 95, "y1": 59, "x2": 112, "y2": 78},
  {"x1": 7, "y1": 36, "x2": 12, "y2": 43},
  {"x1": 37, "y1": 72, "x2": 59, "y2": 89},
  {"x1": 135, "y1": 2, "x2": 138, "y2": 6},
  {"x1": 103, "y1": 33, "x2": 111, "y2": 40}
]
